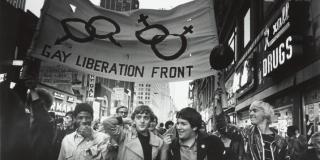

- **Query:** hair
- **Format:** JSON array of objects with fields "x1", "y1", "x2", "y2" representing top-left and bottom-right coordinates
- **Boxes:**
[
  {"x1": 48, "y1": 112, "x2": 56, "y2": 119},
  {"x1": 35, "y1": 88, "x2": 53, "y2": 110},
  {"x1": 131, "y1": 105, "x2": 155, "y2": 121},
  {"x1": 73, "y1": 103, "x2": 93, "y2": 118},
  {"x1": 153, "y1": 116, "x2": 158, "y2": 124},
  {"x1": 287, "y1": 125, "x2": 298, "y2": 137},
  {"x1": 250, "y1": 100, "x2": 274, "y2": 124},
  {"x1": 165, "y1": 120, "x2": 174, "y2": 129},
  {"x1": 159, "y1": 123, "x2": 164, "y2": 127},
  {"x1": 116, "y1": 106, "x2": 128, "y2": 113},
  {"x1": 65, "y1": 111, "x2": 74, "y2": 118},
  {"x1": 176, "y1": 107, "x2": 202, "y2": 131},
  {"x1": 311, "y1": 132, "x2": 320, "y2": 144}
]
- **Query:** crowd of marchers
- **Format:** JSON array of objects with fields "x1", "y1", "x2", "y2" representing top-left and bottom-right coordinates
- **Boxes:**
[{"x1": 2, "y1": 77, "x2": 320, "y2": 160}]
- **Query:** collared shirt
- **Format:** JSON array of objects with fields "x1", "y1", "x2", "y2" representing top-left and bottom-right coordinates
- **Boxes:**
[
  {"x1": 58, "y1": 130, "x2": 109, "y2": 160},
  {"x1": 180, "y1": 138, "x2": 197, "y2": 160}
]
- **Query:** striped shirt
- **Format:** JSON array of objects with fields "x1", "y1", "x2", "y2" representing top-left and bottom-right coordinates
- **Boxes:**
[{"x1": 262, "y1": 134, "x2": 275, "y2": 160}]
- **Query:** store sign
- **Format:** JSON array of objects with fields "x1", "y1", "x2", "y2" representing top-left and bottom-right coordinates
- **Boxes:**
[
  {"x1": 87, "y1": 74, "x2": 96, "y2": 101},
  {"x1": 67, "y1": 96, "x2": 75, "y2": 103},
  {"x1": 263, "y1": 36, "x2": 293, "y2": 77},
  {"x1": 54, "y1": 92, "x2": 65, "y2": 99},
  {"x1": 52, "y1": 100, "x2": 67, "y2": 112},
  {"x1": 262, "y1": 2, "x2": 301, "y2": 77}
]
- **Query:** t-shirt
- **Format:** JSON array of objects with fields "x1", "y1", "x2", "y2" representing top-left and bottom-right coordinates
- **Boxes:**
[
  {"x1": 137, "y1": 132, "x2": 152, "y2": 160},
  {"x1": 262, "y1": 133, "x2": 275, "y2": 160}
]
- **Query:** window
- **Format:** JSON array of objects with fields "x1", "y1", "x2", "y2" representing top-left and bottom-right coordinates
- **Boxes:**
[
  {"x1": 243, "y1": 9, "x2": 251, "y2": 47},
  {"x1": 228, "y1": 27, "x2": 237, "y2": 61}
]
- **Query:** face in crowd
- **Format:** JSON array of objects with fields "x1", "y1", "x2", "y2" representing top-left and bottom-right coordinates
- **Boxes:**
[
  {"x1": 64, "y1": 113, "x2": 73, "y2": 127},
  {"x1": 249, "y1": 106, "x2": 265, "y2": 125},
  {"x1": 75, "y1": 111, "x2": 93, "y2": 127},
  {"x1": 249, "y1": 101, "x2": 273, "y2": 125},
  {"x1": 175, "y1": 107, "x2": 201, "y2": 141},
  {"x1": 149, "y1": 117, "x2": 158, "y2": 132},
  {"x1": 134, "y1": 113, "x2": 151, "y2": 133},
  {"x1": 176, "y1": 118, "x2": 197, "y2": 140},
  {"x1": 131, "y1": 105, "x2": 155, "y2": 134},
  {"x1": 117, "y1": 106, "x2": 129, "y2": 118}
]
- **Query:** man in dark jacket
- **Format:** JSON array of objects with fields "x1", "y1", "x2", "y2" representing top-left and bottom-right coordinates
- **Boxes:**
[
  {"x1": 161, "y1": 107, "x2": 225, "y2": 160},
  {"x1": 28, "y1": 87, "x2": 55, "y2": 160},
  {"x1": 287, "y1": 125, "x2": 307, "y2": 160}
]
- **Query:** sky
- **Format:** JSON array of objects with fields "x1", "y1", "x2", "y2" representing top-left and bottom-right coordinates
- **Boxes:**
[{"x1": 25, "y1": 0, "x2": 193, "y2": 110}]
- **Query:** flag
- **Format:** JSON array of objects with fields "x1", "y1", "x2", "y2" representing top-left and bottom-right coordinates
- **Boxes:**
[{"x1": 29, "y1": 0, "x2": 219, "y2": 82}]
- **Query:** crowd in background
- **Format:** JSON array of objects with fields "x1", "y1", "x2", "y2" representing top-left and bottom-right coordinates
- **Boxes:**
[{"x1": 2, "y1": 76, "x2": 320, "y2": 160}]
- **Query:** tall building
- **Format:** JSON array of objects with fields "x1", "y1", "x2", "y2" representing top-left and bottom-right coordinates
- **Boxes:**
[
  {"x1": 100, "y1": 0, "x2": 139, "y2": 11},
  {"x1": 6, "y1": 0, "x2": 25, "y2": 10},
  {"x1": 134, "y1": 82, "x2": 176, "y2": 123}
]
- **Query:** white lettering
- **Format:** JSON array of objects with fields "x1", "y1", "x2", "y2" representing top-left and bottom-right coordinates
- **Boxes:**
[
  {"x1": 262, "y1": 36, "x2": 293, "y2": 77},
  {"x1": 286, "y1": 36, "x2": 293, "y2": 59}
]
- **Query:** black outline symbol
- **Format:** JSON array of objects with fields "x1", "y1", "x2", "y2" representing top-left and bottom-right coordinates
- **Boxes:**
[
  {"x1": 55, "y1": 16, "x2": 121, "y2": 47},
  {"x1": 135, "y1": 14, "x2": 193, "y2": 61}
]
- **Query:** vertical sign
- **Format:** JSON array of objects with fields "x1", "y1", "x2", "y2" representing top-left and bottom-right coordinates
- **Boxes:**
[{"x1": 87, "y1": 74, "x2": 96, "y2": 101}]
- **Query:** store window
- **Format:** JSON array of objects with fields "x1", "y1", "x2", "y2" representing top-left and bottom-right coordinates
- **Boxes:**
[
  {"x1": 303, "y1": 87, "x2": 320, "y2": 145},
  {"x1": 270, "y1": 105, "x2": 293, "y2": 138}
]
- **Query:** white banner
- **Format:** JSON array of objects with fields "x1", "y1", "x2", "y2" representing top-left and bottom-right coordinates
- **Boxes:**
[{"x1": 29, "y1": 0, "x2": 218, "y2": 82}]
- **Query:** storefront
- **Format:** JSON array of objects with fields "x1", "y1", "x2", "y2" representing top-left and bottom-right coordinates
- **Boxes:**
[
  {"x1": 39, "y1": 83, "x2": 77, "y2": 117},
  {"x1": 232, "y1": 1, "x2": 319, "y2": 135}
]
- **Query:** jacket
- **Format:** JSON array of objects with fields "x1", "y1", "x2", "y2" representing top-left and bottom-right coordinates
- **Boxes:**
[
  {"x1": 287, "y1": 134, "x2": 307, "y2": 160},
  {"x1": 58, "y1": 130, "x2": 109, "y2": 160},
  {"x1": 29, "y1": 99, "x2": 55, "y2": 160},
  {"x1": 103, "y1": 117, "x2": 163, "y2": 160},
  {"x1": 167, "y1": 132, "x2": 225, "y2": 160},
  {"x1": 216, "y1": 113, "x2": 287, "y2": 160},
  {"x1": 300, "y1": 149, "x2": 319, "y2": 160}
]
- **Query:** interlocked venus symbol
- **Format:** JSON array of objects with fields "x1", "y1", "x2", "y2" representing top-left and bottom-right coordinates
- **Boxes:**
[
  {"x1": 55, "y1": 16, "x2": 121, "y2": 47},
  {"x1": 135, "y1": 14, "x2": 193, "y2": 61}
]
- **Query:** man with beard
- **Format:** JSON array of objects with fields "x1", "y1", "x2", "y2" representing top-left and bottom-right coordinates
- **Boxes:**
[
  {"x1": 161, "y1": 107, "x2": 225, "y2": 160},
  {"x1": 103, "y1": 105, "x2": 163, "y2": 160},
  {"x1": 58, "y1": 103, "x2": 109, "y2": 160}
]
